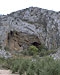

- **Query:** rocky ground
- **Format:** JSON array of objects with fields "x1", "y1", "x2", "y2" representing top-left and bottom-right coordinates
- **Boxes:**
[{"x1": 0, "y1": 69, "x2": 19, "y2": 75}]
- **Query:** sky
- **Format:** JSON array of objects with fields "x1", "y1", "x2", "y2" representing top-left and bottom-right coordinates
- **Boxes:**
[{"x1": 0, "y1": 0, "x2": 60, "y2": 15}]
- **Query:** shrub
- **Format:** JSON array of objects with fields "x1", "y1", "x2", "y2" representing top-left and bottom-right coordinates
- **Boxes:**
[
  {"x1": 19, "y1": 59, "x2": 30, "y2": 75},
  {"x1": 26, "y1": 68, "x2": 35, "y2": 75},
  {"x1": 28, "y1": 45, "x2": 38, "y2": 55},
  {"x1": 39, "y1": 50, "x2": 57, "y2": 57},
  {"x1": 0, "y1": 57, "x2": 8, "y2": 69},
  {"x1": 21, "y1": 49, "x2": 29, "y2": 56},
  {"x1": 9, "y1": 59, "x2": 20, "y2": 73},
  {"x1": 38, "y1": 44, "x2": 48, "y2": 52},
  {"x1": 37, "y1": 44, "x2": 57, "y2": 57},
  {"x1": 21, "y1": 45, "x2": 56, "y2": 57},
  {"x1": 2, "y1": 56, "x2": 60, "y2": 75}
]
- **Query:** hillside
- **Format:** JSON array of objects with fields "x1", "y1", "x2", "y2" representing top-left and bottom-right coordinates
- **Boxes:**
[{"x1": 0, "y1": 7, "x2": 60, "y2": 58}]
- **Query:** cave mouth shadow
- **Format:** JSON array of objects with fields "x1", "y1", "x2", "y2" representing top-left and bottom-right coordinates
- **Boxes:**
[
  {"x1": 8, "y1": 31, "x2": 13, "y2": 41},
  {"x1": 31, "y1": 42, "x2": 41, "y2": 47}
]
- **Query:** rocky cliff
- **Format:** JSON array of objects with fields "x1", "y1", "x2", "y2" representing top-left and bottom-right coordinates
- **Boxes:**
[{"x1": 0, "y1": 7, "x2": 60, "y2": 51}]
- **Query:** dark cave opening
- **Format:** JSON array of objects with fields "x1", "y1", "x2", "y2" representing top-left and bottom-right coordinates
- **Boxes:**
[
  {"x1": 31, "y1": 42, "x2": 41, "y2": 47},
  {"x1": 8, "y1": 31, "x2": 13, "y2": 42},
  {"x1": 7, "y1": 31, "x2": 41, "y2": 50}
]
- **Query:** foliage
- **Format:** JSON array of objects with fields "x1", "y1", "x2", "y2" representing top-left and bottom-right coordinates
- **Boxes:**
[
  {"x1": 21, "y1": 49, "x2": 29, "y2": 56},
  {"x1": 38, "y1": 44, "x2": 48, "y2": 52},
  {"x1": 28, "y1": 45, "x2": 38, "y2": 55},
  {"x1": 39, "y1": 49, "x2": 57, "y2": 57},
  {"x1": 21, "y1": 44, "x2": 57, "y2": 57},
  {"x1": 3, "y1": 56, "x2": 60, "y2": 75},
  {"x1": 37, "y1": 44, "x2": 57, "y2": 56},
  {"x1": 0, "y1": 57, "x2": 8, "y2": 69}
]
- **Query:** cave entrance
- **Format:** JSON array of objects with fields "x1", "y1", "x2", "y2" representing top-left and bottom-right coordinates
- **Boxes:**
[
  {"x1": 31, "y1": 42, "x2": 41, "y2": 47},
  {"x1": 6, "y1": 31, "x2": 41, "y2": 50}
]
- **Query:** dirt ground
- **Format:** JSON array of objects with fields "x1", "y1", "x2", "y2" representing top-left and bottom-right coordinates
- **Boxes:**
[{"x1": 0, "y1": 69, "x2": 19, "y2": 75}]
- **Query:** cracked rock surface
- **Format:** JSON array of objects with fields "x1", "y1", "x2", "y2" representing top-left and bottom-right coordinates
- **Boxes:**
[{"x1": 0, "y1": 7, "x2": 60, "y2": 53}]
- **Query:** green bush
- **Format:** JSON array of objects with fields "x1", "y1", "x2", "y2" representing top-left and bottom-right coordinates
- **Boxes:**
[
  {"x1": 37, "y1": 44, "x2": 57, "y2": 57},
  {"x1": 9, "y1": 59, "x2": 21, "y2": 73},
  {"x1": 21, "y1": 49, "x2": 29, "y2": 56},
  {"x1": 21, "y1": 45, "x2": 56, "y2": 57},
  {"x1": 1, "y1": 56, "x2": 60, "y2": 75},
  {"x1": 28, "y1": 45, "x2": 38, "y2": 55},
  {"x1": 39, "y1": 50, "x2": 57, "y2": 57},
  {"x1": 38, "y1": 44, "x2": 48, "y2": 52},
  {"x1": 0, "y1": 57, "x2": 8, "y2": 69}
]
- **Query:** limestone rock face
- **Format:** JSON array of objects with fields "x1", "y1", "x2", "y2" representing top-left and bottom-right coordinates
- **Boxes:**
[
  {"x1": 7, "y1": 31, "x2": 39, "y2": 50},
  {"x1": 0, "y1": 7, "x2": 60, "y2": 50}
]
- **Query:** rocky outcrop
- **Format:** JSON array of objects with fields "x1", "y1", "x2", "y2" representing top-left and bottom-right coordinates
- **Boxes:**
[
  {"x1": 0, "y1": 7, "x2": 60, "y2": 51},
  {"x1": 7, "y1": 31, "x2": 40, "y2": 50},
  {"x1": 51, "y1": 47, "x2": 60, "y2": 59},
  {"x1": 0, "y1": 49, "x2": 12, "y2": 58}
]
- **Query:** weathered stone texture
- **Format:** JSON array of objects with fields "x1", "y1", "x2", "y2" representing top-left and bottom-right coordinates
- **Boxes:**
[{"x1": 0, "y1": 7, "x2": 60, "y2": 50}]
